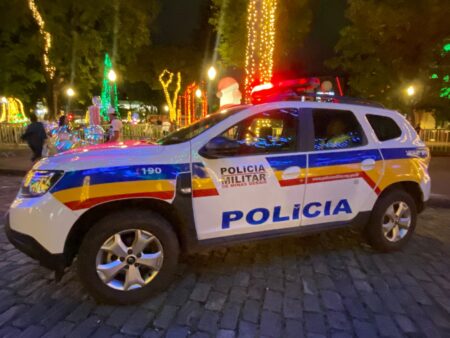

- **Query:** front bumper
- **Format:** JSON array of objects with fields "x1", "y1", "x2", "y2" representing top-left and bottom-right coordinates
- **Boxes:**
[{"x1": 5, "y1": 213, "x2": 66, "y2": 271}]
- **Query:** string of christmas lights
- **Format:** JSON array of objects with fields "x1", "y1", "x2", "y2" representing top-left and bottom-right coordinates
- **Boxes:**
[
  {"x1": 180, "y1": 82, "x2": 207, "y2": 127},
  {"x1": 28, "y1": 0, "x2": 55, "y2": 79},
  {"x1": 244, "y1": 0, "x2": 278, "y2": 102},
  {"x1": 159, "y1": 69, "x2": 181, "y2": 123},
  {"x1": 260, "y1": 0, "x2": 277, "y2": 84},
  {"x1": 244, "y1": 0, "x2": 258, "y2": 102},
  {"x1": 100, "y1": 53, "x2": 119, "y2": 120}
]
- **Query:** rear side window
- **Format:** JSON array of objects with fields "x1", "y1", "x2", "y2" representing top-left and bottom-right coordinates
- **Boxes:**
[
  {"x1": 313, "y1": 109, "x2": 366, "y2": 151},
  {"x1": 366, "y1": 114, "x2": 402, "y2": 141}
]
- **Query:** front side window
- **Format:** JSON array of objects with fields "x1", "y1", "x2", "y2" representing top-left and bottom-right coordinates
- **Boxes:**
[
  {"x1": 218, "y1": 108, "x2": 299, "y2": 155},
  {"x1": 313, "y1": 109, "x2": 366, "y2": 150},
  {"x1": 366, "y1": 114, "x2": 402, "y2": 141}
]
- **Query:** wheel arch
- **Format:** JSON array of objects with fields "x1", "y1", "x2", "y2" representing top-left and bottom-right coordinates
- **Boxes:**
[
  {"x1": 64, "y1": 198, "x2": 186, "y2": 266},
  {"x1": 377, "y1": 181, "x2": 424, "y2": 213}
]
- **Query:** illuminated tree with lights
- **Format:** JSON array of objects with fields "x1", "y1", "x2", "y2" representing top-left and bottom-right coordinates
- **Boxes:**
[
  {"x1": 28, "y1": 0, "x2": 59, "y2": 118},
  {"x1": 100, "y1": 53, "x2": 119, "y2": 121},
  {"x1": 159, "y1": 69, "x2": 181, "y2": 123},
  {"x1": 0, "y1": 97, "x2": 28, "y2": 124},
  {"x1": 244, "y1": 0, "x2": 278, "y2": 102}
]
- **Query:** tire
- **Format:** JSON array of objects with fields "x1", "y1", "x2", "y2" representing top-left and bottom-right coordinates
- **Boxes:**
[
  {"x1": 365, "y1": 189, "x2": 417, "y2": 252},
  {"x1": 77, "y1": 209, "x2": 179, "y2": 304}
]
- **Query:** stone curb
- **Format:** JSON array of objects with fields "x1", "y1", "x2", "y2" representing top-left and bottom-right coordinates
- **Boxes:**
[
  {"x1": 0, "y1": 168, "x2": 28, "y2": 176},
  {"x1": 428, "y1": 194, "x2": 450, "y2": 209}
]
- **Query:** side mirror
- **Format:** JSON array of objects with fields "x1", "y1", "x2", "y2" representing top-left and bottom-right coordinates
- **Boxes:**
[{"x1": 199, "y1": 136, "x2": 240, "y2": 159}]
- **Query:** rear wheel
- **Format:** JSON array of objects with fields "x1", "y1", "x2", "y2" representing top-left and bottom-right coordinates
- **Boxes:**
[
  {"x1": 366, "y1": 189, "x2": 417, "y2": 252},
  {"x1": 77, "y1": 210, "x2": 179, "y2": 304}
]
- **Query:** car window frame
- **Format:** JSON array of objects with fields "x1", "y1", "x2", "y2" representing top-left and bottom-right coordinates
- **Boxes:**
[
  {"x1": 365, "y1": 113, "x2": 403, "y2": 142},
  {"x1": 202, "y1": 107, "x2": 303, "y2": 158},
  {"x1": 307, "y1": 108, "x2": 369, "y2": 152}
]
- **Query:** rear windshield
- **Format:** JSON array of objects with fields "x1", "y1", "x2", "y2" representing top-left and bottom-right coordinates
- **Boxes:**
[
  {"x1": 366, "y1": 114, "x2": 402, "y2": 141},
  {"x1": 158, "y1": 106, "x2": 248, "y2": 145}
]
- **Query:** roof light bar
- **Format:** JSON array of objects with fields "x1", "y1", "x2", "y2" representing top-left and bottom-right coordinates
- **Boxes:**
[
  {"x1": 251, "y1": 82, "x2": 274, "y2": 94},
  {"x1": 249, "y1": 77, "x2": 382, "y2": 108}
]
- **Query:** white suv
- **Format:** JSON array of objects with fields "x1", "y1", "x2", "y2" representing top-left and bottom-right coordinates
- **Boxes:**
[{"x1": 6, "y1": 96, "x2": 430, "y2": 304}]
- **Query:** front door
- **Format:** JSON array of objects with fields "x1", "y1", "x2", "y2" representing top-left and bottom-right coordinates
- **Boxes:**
[{"x1": 191, "y1": 108, "x2": 307, "y2": 240}]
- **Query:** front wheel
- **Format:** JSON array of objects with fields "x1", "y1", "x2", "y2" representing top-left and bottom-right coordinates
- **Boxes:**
[
  {"x1": 77, "y1": 210, "x2": 179, "y2": 304},
  {"x1": 365, "y1": 189, "x2": 417, "y2": 252}
]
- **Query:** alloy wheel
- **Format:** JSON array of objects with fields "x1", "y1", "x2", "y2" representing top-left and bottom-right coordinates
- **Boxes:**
[
  {"x1": 95, "y1": 229, "x2": 163, "y2": 291},
  {"x1": 382, "y1": 201, "x2": 411, "y2": 242}
]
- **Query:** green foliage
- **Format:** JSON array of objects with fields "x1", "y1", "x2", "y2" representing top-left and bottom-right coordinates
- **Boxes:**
[
  {"x1": 209, "y1": 0, "x2": 312, "y2": 70},
  {"x1": 39, "y1": 0, "x2": 158, "y2": 103},
  {"x1": 209, "y1": 0, "x2": 248, "y2": 68},
  {"x1": 328, "y1": 0, "x2": 450, "y2": 118},
  {"x1": 0, "y1": 0, "x2": 158, "y2": 117},
  {"x1": 0, "y1": 1, "x2": 44, "y2": 110}
]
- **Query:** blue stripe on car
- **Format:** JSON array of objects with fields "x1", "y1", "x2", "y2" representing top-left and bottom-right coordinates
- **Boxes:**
[{"x1": 51, "y1": 163, "x2": 190, "y2": 193}]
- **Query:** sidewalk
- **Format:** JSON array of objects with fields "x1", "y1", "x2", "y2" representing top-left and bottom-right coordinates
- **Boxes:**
[{"x1": 0, "y1": 145, "x2": 34, "y2": 175}]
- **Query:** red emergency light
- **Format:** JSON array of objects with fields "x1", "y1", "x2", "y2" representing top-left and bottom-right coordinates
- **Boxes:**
[
  {"x1": 250, "y1": 77, "x2": 346, "y2": 104},
  {"x1": 250, "y1": 77, "x2": 321, "y2": 104},
  {"x1": 250, "y1": 77, "x2": 384, "y2": 108}
]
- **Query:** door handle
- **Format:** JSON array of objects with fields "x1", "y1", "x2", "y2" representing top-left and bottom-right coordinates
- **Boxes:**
[{"x1": 361, "y1": 158, "x2": 376, "y2": 171}]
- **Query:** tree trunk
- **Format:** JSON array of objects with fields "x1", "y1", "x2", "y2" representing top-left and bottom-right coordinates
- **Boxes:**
[
  {"x1": 52, "y1": 84, "x2": 58, "y2": 121},
  {"x1": 45, "y1": 79, "x2": 59, "y2": 121}
]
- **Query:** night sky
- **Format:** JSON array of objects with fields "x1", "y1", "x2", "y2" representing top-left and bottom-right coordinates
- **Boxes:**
[
  {"x1": 298, "y1": 0, "x2": 347, "y2": 75},
  {"x1": 153, "y1": 0, "x2": 347, "y2": 76}
]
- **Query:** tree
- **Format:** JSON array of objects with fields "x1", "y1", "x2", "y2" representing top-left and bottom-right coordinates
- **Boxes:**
[
  {"x1": 0, "y1": 1, "x2": 44, "y2": 112},
  {"x1": 328, "y1": 0, "x2": 450, "y2": 122},
  {"x1": 425, "y1": 42, "x2": 450, "y2": 126},
  {"x1": 25, "y1": 0, "x2": 158, "y2": 119},
  {"x1": 127, "y1": 45, "x2": 204, "y2": 91},
  {"x1": 209, "y1": 0, "x2": 312, "y2": 73}
]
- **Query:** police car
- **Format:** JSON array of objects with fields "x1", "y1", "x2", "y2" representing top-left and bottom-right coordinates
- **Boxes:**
[{"x1": 6, "y1": 82, "x2": 431, "y2": 304}]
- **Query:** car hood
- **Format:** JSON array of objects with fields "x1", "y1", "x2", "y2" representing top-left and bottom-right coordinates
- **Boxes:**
[{"x1": 34, "y1": 140, "x2": 166, "y2": 171}]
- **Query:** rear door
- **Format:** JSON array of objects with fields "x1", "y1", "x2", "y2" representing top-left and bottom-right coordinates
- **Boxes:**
[{"x1": 302, "y1": 108, "x2": 384, "y2": 226}]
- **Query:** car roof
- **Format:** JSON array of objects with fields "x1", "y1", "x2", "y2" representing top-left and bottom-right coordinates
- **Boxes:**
[{"x1": 242, "y1": 100, "x2": 402, "y2": 118}]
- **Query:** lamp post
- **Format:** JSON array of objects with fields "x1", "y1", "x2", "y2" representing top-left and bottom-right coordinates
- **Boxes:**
[
  {"x1": 66, "y1": 88, "x2": 75, "y2": 97},
  {"x1": 405, "y1": 85, "x2": 419, "y2": 129},
  {"x1": 206, "y1": 66, "x2": 218, "y2": 114},
  {"x1": 108, "y1": 69, "x2": 117, "y2": 82},
  {"x1": 65, "y1": 87, "x2": 75, "y2": 115},
  {"x1": 406, "y1": 85, "x2": 415, "y2": 97},
  {"x1": 207, "y1": 66, "x2": 217, "y2": 81}
]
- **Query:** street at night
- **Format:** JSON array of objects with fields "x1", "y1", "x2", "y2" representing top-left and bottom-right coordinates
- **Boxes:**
[
  {"x1": 1, "y1": 0, "x2": 450, "y2": 337},
  {"x1": 0, "y1": 175, "x2": 449, "y2": 338}
]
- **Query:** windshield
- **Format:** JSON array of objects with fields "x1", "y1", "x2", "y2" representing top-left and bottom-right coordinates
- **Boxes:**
[{"x1": 157, "y1": 106, "x2": 249, "y2": 145}]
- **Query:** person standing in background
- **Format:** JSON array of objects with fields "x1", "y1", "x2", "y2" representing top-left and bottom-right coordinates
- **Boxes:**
[
  {"x1": 162, "y1": 117, "x2": 171, "y2": 136},
  {"x1": 21, "y1": 113, "x2": 47, "y2": 162},
  {"x1": 58, "y1": 113, "x2": 67, "y2": 127},
  {"x1": 108, "y1": 108, "x2": 123, "y2": 142}
]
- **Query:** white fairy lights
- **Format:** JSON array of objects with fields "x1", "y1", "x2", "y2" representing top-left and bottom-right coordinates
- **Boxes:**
[
  {"x1": 244, "y1": 0, "x2": 278, "y2": 102},
  {"x1": 28, "y1": 0, "x2": 56, "y2": 79}
]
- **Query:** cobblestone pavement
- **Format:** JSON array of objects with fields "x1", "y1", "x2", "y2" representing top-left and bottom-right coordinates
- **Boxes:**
[{"x1": 0, "y1": 175, "x2": 449, "y2": 338}]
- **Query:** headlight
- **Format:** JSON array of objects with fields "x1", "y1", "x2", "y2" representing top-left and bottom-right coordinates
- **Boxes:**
[{"x1": 20, "y1": 170, "x2": 64, "y2": 197}]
